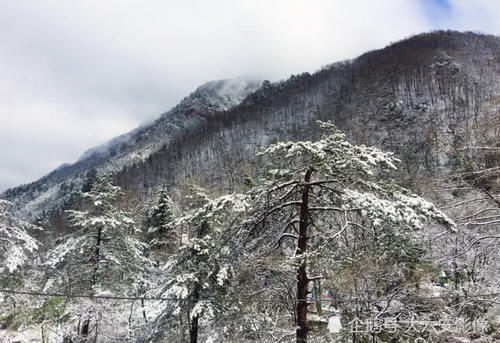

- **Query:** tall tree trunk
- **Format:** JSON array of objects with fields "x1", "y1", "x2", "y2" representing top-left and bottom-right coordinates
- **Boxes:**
[
  {"x1": 128, "y1": 300, "x2": 135, "y2": 341},
  {"x1": 313, "y1": 280, "x2": 322, "y2": 315},
  {"x1": 296, "y1": 168, "x2": 313, "y2": 343},
  {"x1": 93, "y1": 318, "x2": 99, "y2": 343},
  {"x1": 141, "y1": 298, "x2": 148, "y2": 323},
  {"x1": 189, "y1": 283, "x2": 200, "y2": 343},
  {"x1": 91, "y1": 227, "x2": 102, "y2": 286},
  {"x1": 190, "y1": 312, "x2": 199, "y2": 343},
  {"x1": 81, "y1": 318, "x2": 90, "y2": 342},
  {"x1": 139, "y1": 283, "x2": 148, "y2": 323},
  {"x1": 189, "y1": 221, "x2": 209, "y2": 343}
]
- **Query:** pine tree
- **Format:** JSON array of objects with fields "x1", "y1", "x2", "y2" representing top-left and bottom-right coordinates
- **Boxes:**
[
  {"x1": 147, "y1": 185, "x2": 176, "y2": 254},
  {"x1": 243, "y1": 121, "x2": 455, "y2": 343},
  {"x1": 141, "y1": 123, "x2": 456, "y2": 342},
  {"x1": 145, "y1": 188, "x2": 249, "y2": 343},
  {"x1": 46, "y1": 176, "x2": 147, "y2": 293},
  {"x1": 45, "y1": 176, "x2": 149, "y2": 341}
]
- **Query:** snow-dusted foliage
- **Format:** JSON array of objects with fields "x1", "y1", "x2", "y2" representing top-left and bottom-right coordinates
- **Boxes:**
[
  {"x1": 246, "y1": 121, "x2": 454, "y2": 249},
  {"x1": 138, "y1": 123, "x2": 458, "y2": 343},
  {"x1": 0, "y1": 199, "x2": 40, "y2": 274},
  {"x1": 142, "y1": 189, "x2": 250, "y2": 342},
  {"x1": 268, "y1": 122, "x2": 450, "y2": 216},
  {"x1": 237, "y1": 121, "x2": 456, "y2": 342},
  {"x1": 147, "y1": 186, "x2": 174, "y2": 234},
  {"x1": 146, "y1": 185, "x2": 177, "y2": 256},
  {"x1": 30, "y1": 177, "x2": 154, "y2": 342},
  {"x1": 1, "y1": 31, "x2": 499, "y2": 342},
  {"x1": 45, "y1": 176, "x2": 148, "y2": 294}
]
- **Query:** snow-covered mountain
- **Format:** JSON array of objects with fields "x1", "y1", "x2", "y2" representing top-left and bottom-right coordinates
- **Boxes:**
[
  {"x1": 1, "y1": 31, "x2": 499, "y2": 227},
  {"x1": 1, "y1": 77, "x2": 262, "y2": 220},
  {"x1": 2, "y1": 30, "x2": 499, "y2": 343}
]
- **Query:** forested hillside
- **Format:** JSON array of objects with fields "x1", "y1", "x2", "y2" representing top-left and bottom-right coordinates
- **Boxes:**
[{"x1": 1, "y1": 30, "x2": 499, "y2": 342}]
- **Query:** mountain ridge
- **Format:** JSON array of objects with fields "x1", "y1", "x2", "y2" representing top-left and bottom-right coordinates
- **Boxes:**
[
  {"x1": 0, "y1": 77, "x2": 263, "y2": 218},
  {"x1": 2, "y1": 30, "x2": 499, "y2": 224}
]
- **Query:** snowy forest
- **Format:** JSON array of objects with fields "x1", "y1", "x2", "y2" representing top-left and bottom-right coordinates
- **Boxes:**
[{"x1": 1, "y1": 31, "x2": 500, "y2": 342}]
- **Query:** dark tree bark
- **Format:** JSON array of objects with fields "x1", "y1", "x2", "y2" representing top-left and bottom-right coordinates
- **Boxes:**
[
  {"x1": 189, "y1": 283, "x2": 200, "y2": 343},
  {"x1": 296, "y1": 168, "x2": 314, "y2": 343},
  {"x1": 139, "y1": 282, "x2": 148, "y2": 323},
  {"x1": 91, "y1": 227, "x2": 102, "y2": 286},
  {"x1": 141, "y1": 298, "x2": 147, "y2": 323},
  {"x1": 80, "y1": 318, "x2": 90, "y2": 341}
]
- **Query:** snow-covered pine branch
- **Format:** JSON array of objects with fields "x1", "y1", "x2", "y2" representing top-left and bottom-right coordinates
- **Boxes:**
[
  {"x1": 45, "y1": 176, "x2": 149, "y2": 294},
  {"x1": 143, "y1": 190, "x2": 250, "y2": 343},
  {"x1": 244, "y1": 121, "x2": 456, "y2": 342}
]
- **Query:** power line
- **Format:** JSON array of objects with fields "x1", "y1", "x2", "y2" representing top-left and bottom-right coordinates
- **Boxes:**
[
  {"x1": 1, "y1": 288, "x2": 499, "y2": 304},
  {"x1": 0, "y1": 289, "x2": 188, "y2": 302}
]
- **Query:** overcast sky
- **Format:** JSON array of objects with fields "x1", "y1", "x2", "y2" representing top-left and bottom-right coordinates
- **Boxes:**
[{"x1": 0, "y1": 0, "x2": 499, "y2": 192}]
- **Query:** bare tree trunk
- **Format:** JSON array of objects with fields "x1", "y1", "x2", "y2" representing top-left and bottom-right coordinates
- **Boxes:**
[
  {"x1": 296, "y1": 168, "x2": 313, "y2": 343},
  {"x1": 81, "y1": 318, "x2": 90, "y2": 342},
  {"x1": 92, "y1": 227, "x2": 102, "y2": 286},
  {"x1": 141, "y1": 298, "x2": 147, "y2": 323},
  {"x1": 189, "y1": 283, "x2": 200, "y2": 343},
  {"x1": 139, "y1": 283, "x2": 148, "y2": 323},
  {"x1": 94, "y1": 319, "x2": 99, "y2": 343},
  {"x1": 128, "y1": 300, "x2": 135, "y2": 341},
  {"x1": 313, "y1": 280, "x2": 322, "y2": 315}
]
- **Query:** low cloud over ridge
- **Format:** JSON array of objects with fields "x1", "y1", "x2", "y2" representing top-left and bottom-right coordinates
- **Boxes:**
[{"x1": 0, "y1": 0, "x2": 499, "y2": 192}]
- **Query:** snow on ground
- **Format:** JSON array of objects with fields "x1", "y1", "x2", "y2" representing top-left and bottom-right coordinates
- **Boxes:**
[{"x1": 0, "y1": 328, "x2": 42, "y2": 343}]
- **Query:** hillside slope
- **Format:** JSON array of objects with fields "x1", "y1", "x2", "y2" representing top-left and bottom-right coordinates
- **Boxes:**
[{"x1": 2, "y1": 30, "x2": 499, "y2": 224}]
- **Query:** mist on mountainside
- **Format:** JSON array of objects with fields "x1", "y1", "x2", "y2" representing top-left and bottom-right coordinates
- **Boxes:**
[{"x1": 1, "y1": 30, "x2": 499, "y2": 343}]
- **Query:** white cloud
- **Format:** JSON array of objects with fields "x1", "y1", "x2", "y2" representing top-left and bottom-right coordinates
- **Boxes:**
[
  {"x1": 0, "y1": 0, "x2": 497, "y2": 191},
  {"x1": 445, "y1": 0, "x2": 500, "y2": 34}
]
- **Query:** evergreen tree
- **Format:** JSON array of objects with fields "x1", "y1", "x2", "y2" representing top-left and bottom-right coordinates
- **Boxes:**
[
  {"x1": 46, "y1": 176, "x2": 147, "y2": 293},
  {"x1": 147, "y1": 185, "x2": 176, "y2": 254},
  {"x1": 242, "y1": 121, "x2": 455, "y2": 342},
  {"x1": 45, "y1": 177, "x2": 149, "y2": 341},
  {"x1": 145, "y1": 188, "x2": 249, "y2": 343},
  {"x1": 81, "y1": 168, "x2": 98, "y2": 193}
]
